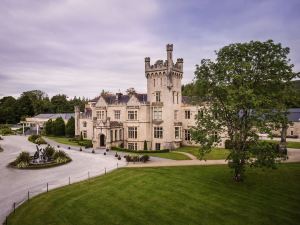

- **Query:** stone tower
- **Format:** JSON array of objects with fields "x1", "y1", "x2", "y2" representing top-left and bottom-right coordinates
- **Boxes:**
[{"x1": 145, "y1": 44, "x2": 183, "y2": 149}]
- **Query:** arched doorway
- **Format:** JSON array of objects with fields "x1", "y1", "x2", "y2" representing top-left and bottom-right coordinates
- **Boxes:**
[{"x1": 100, "y1": 134, "x2": 106, "y2": 147}]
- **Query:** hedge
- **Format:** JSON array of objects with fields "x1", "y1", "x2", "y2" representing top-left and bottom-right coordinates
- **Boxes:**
[{"x1": 111, "y1": 146, "x2": 169, "y2": 153}]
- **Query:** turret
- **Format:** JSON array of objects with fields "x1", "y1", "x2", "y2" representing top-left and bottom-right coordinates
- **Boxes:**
[
  {"x1": 166, "y1": 44, "x2": 173, "y2": 67},
  {"x1": 145, "y1": 57, "x2": 150, "y2": 70}
]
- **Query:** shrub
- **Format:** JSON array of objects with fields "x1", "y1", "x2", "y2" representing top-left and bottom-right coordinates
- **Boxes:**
[
  {"x1": 118, "y1": 155, "x2": 121, "y2": 160},
  {"x1": 0, "y1": 126, "x2": 13, "y2": 135},
  {"x1": 78, "y1": 140, "x2": 93, "y2": 148},
  {"x1": 0, "y1": 145, "x2": 3, "y2": 152},
  {"x1": 15, "y1": 151, "x2": 31, "y2": 164},
  {"x1": 65, "y1": 117, "x2": 75, "y2": 138},
  {"x1": 92, "y1": 149, "x2": 95, "y2": 153},
  {"x1": 52, "y1": 117, "x2": 65, "y2": 136},
  {"x1": 79, "y1": 147, "x2": 82, "y2": 151},
  {"x1": 35, "y1": 137, "x2": 47, "y2": 145},
  {"x1": 53, "y1": 150, "x2": 68, "y2": 160},
  {"x1": 28, "y1": 135, "x2": 40, "y2": 143},
  {"x1": 104, "y1": 152, "x2": 106, "y2": 155},
  {"x1": 55, "y1": 157, "x2": 69, "y2": 164},
  {"x1": 143, "y1": 140, "x2": 147, "y2": 150},
  {"x1": 111, "y1": 146, "x2": 169, "y2": 153},
  {"x1": 44, "y1": 146, "x2": 55, "y2": 159},
  {"x1": 0, "y1": 136, "x2": 3, "y2": 140},
  {"x1": 115, "y1": 152, "x2": 118, "y2": 157},
  {"x1": 140, "y1": 155, "x2": 150, "y2": 163},
  {"x1": 17, "y1": 161, "x2": 29, "y2": 168}
]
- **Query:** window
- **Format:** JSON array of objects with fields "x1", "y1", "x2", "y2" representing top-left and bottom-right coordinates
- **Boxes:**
[
  {"x1": 198, "y1": 110, "x2": 204, "y2": 118},
  {"x1": 155, "y1": 143, "x2": 161, "y2": 150},
  {"x1": 128, "y1": 110, "x2": 137, "y2": 120},
  {"x1": 83, "y1": 121, "x2": 87, "y2": 127},
  {"x1": 154, "y1": 79, "x2": 155, "y2": 87},
  {"x1": 96, "y1": 110, "x2": 105, "y2": 120},
  {"x1": 185, "y1": 110, "x2": 191, "y2": 119},
  {"x1": 128, "y1": 142, "x2": 137, "y2": 150},
  {"x1": 153, "y1": 107, "x2": 162, "y2": 120},
  {"x1": 111, "y1": 130, "x2": 113, "y2": 142},
  {"x1": 115, "y1": 130, "x2": 118, "y2": 141},
  {"x1": 176, "y1": 92, "x2": 179, "y2": 104},
  {"x1": 155, "y1": 91, "x2": 161, "y2": 102},
  {"x1": 83, "y1": 131, "x2": 87, "y2": 139},
  {"x1": 154, "y1": 127, "x2": 163, "y2": 139},
  {"x1": 114, "y1": 110, "x2": 120, "y2": 120},
  {"x1": 174, "y1": 110, "x2": 178, "y2": 120},
  {"x1": 175, "y1": 127, "x2": 182, "y2": 139},
  {"x1": 213, "y1": 132, "x2": 218, "y2": 142},
  {"x1": 184, "y1": 129, "x2": 191, "y2": 141},
  {"x1": 291, "y1": 130, "x2": 294, "y2": 136},
  {"x1": 128, "y1": 127, "x2": 137, "y2": 139},
  {"x1": 161, "y1": 78, "x2": 162, "y2": 86},
  {"x1": 119, "y1": 129, "x2": 122, "y2": 140}
]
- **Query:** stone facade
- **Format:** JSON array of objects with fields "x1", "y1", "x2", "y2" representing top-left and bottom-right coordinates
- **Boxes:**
[{"x1": 75, "y1": 44, "x2": 225, "y2": 150}]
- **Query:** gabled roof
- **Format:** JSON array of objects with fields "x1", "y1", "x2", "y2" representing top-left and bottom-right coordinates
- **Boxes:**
[{"x1": 91, "y1": 93, "x2": 148, "y2": 105}]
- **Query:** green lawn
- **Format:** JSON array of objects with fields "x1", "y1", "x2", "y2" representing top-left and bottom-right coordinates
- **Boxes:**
[
  {"x1": 263, "y1": 140, "x2": 300, "y2": 149},
  {"x1": 144, "y1": 152, "x2": 191, "y2": 160},
  {"x1": 44, "y1": 136, "x2": 80, "y2": 146},
  {"x1": 176, "y1": 146, "x2": 230, "y2": 160},
  {"x1": 8, "y1": 164, "x2": 300, "y2": 225}
]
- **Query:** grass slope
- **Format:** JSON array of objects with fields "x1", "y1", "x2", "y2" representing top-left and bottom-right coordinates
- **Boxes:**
[
  {"x1": 45, "y1": 136, "x2": 80, "y2": 146},
  {"x1": 264, "y1": 140, "x2": 300, "y2": 149},
  {"x1": 8, "y1": 164, "x2": 300, "y2": 225},
  {"x1": 176, "y1": 146, "x2": 230, "y2": 159}
]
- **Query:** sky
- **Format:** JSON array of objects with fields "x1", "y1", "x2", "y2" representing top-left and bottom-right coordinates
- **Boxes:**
[{"x1": 0, "y1": 0, "x2": 299, "y2": 99}]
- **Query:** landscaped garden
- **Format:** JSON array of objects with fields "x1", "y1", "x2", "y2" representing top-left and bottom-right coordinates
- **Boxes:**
[
  {"x1": 7, "y1": 163, "x2": 300, "y2": 225},
  {"x1": 9, "y1": 146, "x2": 71, "y2": 169}
]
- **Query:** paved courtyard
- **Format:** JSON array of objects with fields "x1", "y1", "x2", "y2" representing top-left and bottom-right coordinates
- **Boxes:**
[{"x1": 0, "y1": 136, "x2": 127, "y2": 223}]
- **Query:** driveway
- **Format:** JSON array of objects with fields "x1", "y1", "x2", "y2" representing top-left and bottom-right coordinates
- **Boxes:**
[{"x1": 0, "y1": 135, "x2": 127, "y2": 223}]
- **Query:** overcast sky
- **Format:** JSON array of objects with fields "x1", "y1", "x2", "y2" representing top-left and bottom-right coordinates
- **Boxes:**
[{"x1": 0, "y1": 0, "x2": 299, "y2": 99}]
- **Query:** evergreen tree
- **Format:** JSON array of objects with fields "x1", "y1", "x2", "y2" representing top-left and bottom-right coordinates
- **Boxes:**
[
  {"x1": 45, "y1": 119, "x2": 53, "y2": 136},
  {"x1": 53, "y1": 117, "x2": 65, "y2": 136},
  {"x1": 65, "y1": 117, "x2": 75, "y2": 137}
]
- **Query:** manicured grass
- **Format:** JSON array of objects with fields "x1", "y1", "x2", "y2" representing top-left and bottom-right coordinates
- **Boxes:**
[
  {"x1": 176, "y1": 146, "x2": 230, "y2": 159},
  {"x1": 263, "y1": 140, "x2": 300, "y2": 149},
  {"x1": 8, "y1": 164, "x2": 300, "y2": 225},
  {"x1": 145, "y1": 152, "x2": 191, "y2": 160},
  {"x1": 45, "y1": 136, "x2": 80, "y2": 146}
]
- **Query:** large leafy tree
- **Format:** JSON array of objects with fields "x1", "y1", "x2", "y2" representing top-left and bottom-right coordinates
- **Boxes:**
[
  {"x1": 0, "y1": 96, "x2": 18, "y2": 123},
  {"x1": 192, "y1": 40, "x2": 299, "y2": 181},
  {"x1": 65, "y1": 117, "x2": 75, "y2": 137}
]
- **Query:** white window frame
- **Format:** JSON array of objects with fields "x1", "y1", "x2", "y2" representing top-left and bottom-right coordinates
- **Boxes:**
[
  {"x1": 114, "y1": 110, "x2": 121, "y2": 120},
  {"x1": 96, "y1": 110, "x2": 105, "y2": 120},
  {"x1": 128, "y1": 127, "x2": 137, "y2": 139},
  {"x1": 155, "y1": 91, "x2": 161, "y2": 102},
  {"x1": 184, "y1": 129, "x2": 191, "y2": 141},
  {"x1": 154, "y1": 127, "x2": 163, "y2": 139},
  {"x1": 175, "y1": 127, "x2": 182, "y2": 139},
  {"x1": 128, "y1": 142, "x2": 137, "y2": 150}
]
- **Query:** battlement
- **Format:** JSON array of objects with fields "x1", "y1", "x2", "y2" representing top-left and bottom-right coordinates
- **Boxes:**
[{"x1": 166, "y1": 44, "x2": 173, "y2": 52}]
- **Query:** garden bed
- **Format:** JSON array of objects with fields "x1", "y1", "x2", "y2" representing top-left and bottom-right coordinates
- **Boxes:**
[{"x1": 8, "y1": 157, "x2": 72, "y2": 169}]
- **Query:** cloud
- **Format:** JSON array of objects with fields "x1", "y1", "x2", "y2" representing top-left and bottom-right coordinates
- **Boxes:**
[{"x1": 0, "y1": 0, "x2": 299, "y2": 98}]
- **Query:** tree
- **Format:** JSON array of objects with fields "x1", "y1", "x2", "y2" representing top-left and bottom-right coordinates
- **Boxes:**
[
  {"x1": 65, "y1": 117, "x2": 75, "y2": 137},
  {"x1": 51, "y1": 94, "x2": 70, "y2": 113},
  {"x1": 53, "y1": 117, "x2": 65, "y2": 136},
  {"x1": 126, "y1": 88, "x2": 136, "y2": 96},
  {"x1": 16, "y1": 94, "x2": 34, "y2": 121},
  {"x1": 143, "y1": 140, "x2": 147, "y2": 150},
  {"x1": 0, "y1": 96, "x2": 17, "y2": 123},
  {"x1": 191, "y1": 40, "x2": 299, "y2": 181},
  {"x1": 45, "y1": 119, "x2": 53, "y2": 136}
]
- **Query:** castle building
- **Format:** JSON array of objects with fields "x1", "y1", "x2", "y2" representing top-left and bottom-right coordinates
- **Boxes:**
[{"x1": 75, "y1": 44, "x2": 224, "y2": 150}]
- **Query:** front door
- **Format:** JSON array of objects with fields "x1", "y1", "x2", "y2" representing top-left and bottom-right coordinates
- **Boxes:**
[{"x1": 100, "y1": 134, "x2": 106, "y2": 147}]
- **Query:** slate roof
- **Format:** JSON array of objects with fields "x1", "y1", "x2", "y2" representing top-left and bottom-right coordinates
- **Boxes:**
[
  {"x1": 287, "y1": 108, "x2": 300, "y2": 122},
  {"x1": 33, "y1": 113, "x2": 74, "y2": 120},
  {"x1": 90, "y1": 93, "x2": 148, "y2": 104}
]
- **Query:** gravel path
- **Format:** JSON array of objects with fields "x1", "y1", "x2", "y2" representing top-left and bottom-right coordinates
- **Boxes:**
[{"x1": 0, "y1": 136, "x2": 127, "y2": 223}]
